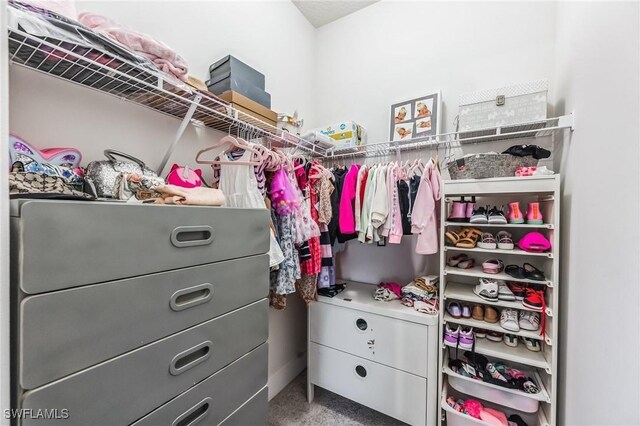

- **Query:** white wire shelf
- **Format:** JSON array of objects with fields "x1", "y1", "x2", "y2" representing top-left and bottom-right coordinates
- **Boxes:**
[
  {"x1": 7, "y1": 27, "x2": 329, "y2": 159},
  {"x1": 322, "y1": 114, "x2": 574, "y2": 159}
]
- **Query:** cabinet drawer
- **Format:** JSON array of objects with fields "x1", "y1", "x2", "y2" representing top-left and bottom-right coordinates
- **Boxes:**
[
  {"x1": 20, "y1": 299, "x2": 268, "y2": 426},
  {"x1": 132, "y1": 344, "x2": 267, "y2": 426},
  {"x1": 219, "y1": 388, "x2": 268, "y2": 426},
  {"x1": 309, "y1": 302, "x2": 429, "y2": 377},
  {"x1": 309, "y1": 343, "x2": 426, "y2": 426},
  {"x1": 20, "y1": 254, "x2": 268, "y2": 390},
  {"x1": 12, "y1": 200, "x2": 270, "y2": 294}
]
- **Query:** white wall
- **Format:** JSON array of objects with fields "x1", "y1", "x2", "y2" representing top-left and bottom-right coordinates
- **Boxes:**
[
  {"x1": 553, "y1": 3, "x2": 640, "y2": 425},
  {"x1": 316, "y1": 1, "x2": 559, "y2": 282},
  {"x1": 8, "y1": 0, "x2": 316, "y2": 400}
]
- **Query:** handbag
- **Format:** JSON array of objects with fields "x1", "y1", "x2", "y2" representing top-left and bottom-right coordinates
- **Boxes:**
[
  {"x1": 9, "y1": 172, "x2": 95, "y2": 200},
  {"x1": 86, "y1": 149, "x2": 157, "y2": 198}
]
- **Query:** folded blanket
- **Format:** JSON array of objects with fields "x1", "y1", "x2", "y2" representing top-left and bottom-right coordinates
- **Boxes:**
[{"x1": 78, "y1": 12, "x2": 189, "y2": 82}]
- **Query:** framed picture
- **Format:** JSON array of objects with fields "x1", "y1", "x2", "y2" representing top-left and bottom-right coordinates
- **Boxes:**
[{"x1": 390, "y1": 91, "x2": 441, "y2": 141}]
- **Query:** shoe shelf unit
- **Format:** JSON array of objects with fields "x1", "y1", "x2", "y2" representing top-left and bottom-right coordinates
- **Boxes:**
[
  {"x1": 7, "y1": 27, "x2": 330, "y2": 175},
  {"x1": 438, "y1": 175, "x2": 560, "y2": 426}
]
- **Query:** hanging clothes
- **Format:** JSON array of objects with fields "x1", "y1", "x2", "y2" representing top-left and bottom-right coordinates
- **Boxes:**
[
  {"x1": 338, "y1": 164, "x2": 361, "y2": 235},
  {"x1": 315, "y1": 175, "x2": 335, "y2": 288},
  {"x1": 410, "y1": 160, "x2": 442, "y2": 255},
  {"x1": 381, "y1": 163, "x2": 403, "y2": 244},
  {"x1": 218, "y1": 149, "x2": 284, "y2": 267},
  {"x1": 328, "y1": 167, "x2": 347, "y2": 244},
  {"x1": 212, "y1": 150, "x2": 267, "y2": 196},
  {"x1": 354, "y1": 165, "x2": 368, "y2": 233}
]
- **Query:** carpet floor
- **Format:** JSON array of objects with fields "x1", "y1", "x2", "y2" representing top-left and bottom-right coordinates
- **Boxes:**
[{"x1": 268, "y1": 371, "x2": 406, "y2": 425}]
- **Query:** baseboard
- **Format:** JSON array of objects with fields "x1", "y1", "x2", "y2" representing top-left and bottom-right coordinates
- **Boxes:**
[{"x1": 267, "y1": 352, "x2": 307, "y2": 401}]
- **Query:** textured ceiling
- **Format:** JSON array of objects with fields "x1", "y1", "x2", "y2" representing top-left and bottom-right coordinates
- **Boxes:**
[{"x1": 292, "y1": 1, "x2": 380, "y2": 28}]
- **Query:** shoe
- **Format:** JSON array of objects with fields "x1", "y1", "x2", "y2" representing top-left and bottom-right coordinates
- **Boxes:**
[
  {"x1": 527, "y1": 202, "x2": 543, "y2": 224},
  {"x1": 505, "y1": 264, "x2": 526, "y2": 279},
  {"x1": 457, "y1": 258, "x2": 476, "y2": 269},
  {"x1": 447, "y1": 253, "x2": 468, "y2": 266},
  {"x1": 504, "y1": 333, "x2": 518, "y2": 347},
  {"x1": 521, "y1": 337, "x2": 541, "y2": 352},
  {"x1": 518, "y1": 231, "x2": 551, "y2": 253},
  {"x1": 483, "y1": 306, "x2": 499, "y2": 323},
  {"x1": 477, "y1": 232, "x2": 497, "y2": 249},
  {"x1": 507, "y1": 281, "x2": 527, "y2": 300},
  {"x1": 456, "y1": 227, "x2": 482, "y2": 249},
  {"x1": 448, "y1": 199, "x2": 467, "y2": 222},
  {"x1": 500, "y1": 308, "x2": 520, "y2": 332},
  {"x1": 458, "y1": 327, "x2": 474, "y2": 350},
  {"x1": 508, "y1": 414, "x2": 529, "y2": 426},
  {"x1": 496, "y1": 231, "x2": 514, "y2": 250},
  {"x1": 474, "y1": 278, "x2": 498, "y2": 302},
  {"x1": 482, "y1": 258, "x2": 504, "y2": 274},
  {"x1": 486, "y1": 363, "x2": 507, "y2": 382},
  {"x1": 444, "y1": 324, "x2": 460, "y2": 347},
  {"x1": 474, "y1": 328, "x2": 487, "y2": 338},
  {"x1": 465, "y1": 196, "x2": 476, "y2": 219},
  {"x1": 523, "y1": 379, "x2": 539, "y2": 394},
  {"x1": 498, "y1": 281, "x2": 516, "y2": 301},
  {"x1": 523, "y1": 263, "x2": 546, "y2": 281},
  {"x1": 447, "y1": 301, "x2": 462, "y2": 318},
  {"x1": 472, "y1": 304, "x2": 484, "y2": 321},
  {"x1": 508, "y1": 202, "x2": 525, "y2": 224},
  {"x1": 523, "y1": 287, "x2": 545, "y2": 311},
  {"x1": 461, "y1": 304, "x2": 472, "y2": 318},
  {"x1": 519, "y1": 311, "x2": 541, "y2": 331},
  {"x1": 488, "y1": 206, "x2": 507, "y2": 224},
  {"x1": 486, "y1": 331, "x2": 503, "y2": 342},
  {"x1": 470, "y1": 206, "x2": 489, "y2": 224}
]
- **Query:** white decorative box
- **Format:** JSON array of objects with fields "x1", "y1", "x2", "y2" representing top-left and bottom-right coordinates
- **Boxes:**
[{"x1": 458, "y1": 80, "x2": 548, "y2": 131}]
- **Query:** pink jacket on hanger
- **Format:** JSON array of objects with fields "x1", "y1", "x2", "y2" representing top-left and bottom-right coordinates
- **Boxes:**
[
  {"x1": 411, "y1": 161, "x2": 442, "y2": 254},
  {"x1": 339, "y1": 164, "x2": 361, "y2": 234}
]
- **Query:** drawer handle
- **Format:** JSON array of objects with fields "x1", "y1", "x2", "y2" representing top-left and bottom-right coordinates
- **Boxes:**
[
  {"x1": 170, "y1": 341, "x2": 212, "y2": 376},
  {"x1": 170, "y1": 284, "x2": 213, "y2": 312},
  {"x1": 355, "y1": 365, "x2": 367, "y2": 378},
  {"x1": 172, "y1": 397, "x2": 212, "y2": 426},
  {"x1": 355, "y1": 318, "x2": 368, "y2": 331},
  {"x1": 171, "y1": 226, "x2": 215, "y2": 248}
]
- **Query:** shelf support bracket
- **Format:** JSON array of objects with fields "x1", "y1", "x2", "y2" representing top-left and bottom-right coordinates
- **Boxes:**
[{"x1": 157, "y1": 93, "x2": 203, "y2": 175}]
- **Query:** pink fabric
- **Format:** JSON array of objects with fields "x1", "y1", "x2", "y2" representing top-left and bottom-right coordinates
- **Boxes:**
[
  {"x1": 78, "y1": 12, "x2": 189, "y2": 82},
  {"x1": 379, "y1": 282, "x2": 403, "y2": 297},
  {"x1": 480, "y1": 408, "x2": 508, "y2": 426},
  {"x1": 381, "y1": 163, "x2": 403, "y2": 244},
  {"x1": 411, "y1": 161, "x2": 439, "y2": 254},
  {"x1": 463, "y1": 400, "x2": 483, "y2": 419},
  {"x1": 338, "y1": 164, "x2": 361, "y2": 234}
]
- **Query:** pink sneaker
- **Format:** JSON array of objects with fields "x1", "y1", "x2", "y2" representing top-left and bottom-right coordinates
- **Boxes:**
[
  {"x1": 527, "y1": 202, "x2": 543, "y2": 224},
  {"x1": 508, "y1": 202, "x2": 524, "y2": 224}
]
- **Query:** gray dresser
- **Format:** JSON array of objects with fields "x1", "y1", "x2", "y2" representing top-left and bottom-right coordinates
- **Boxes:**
[{"x1": 9, "y1": 200, "x2": 271, "y2": 426}]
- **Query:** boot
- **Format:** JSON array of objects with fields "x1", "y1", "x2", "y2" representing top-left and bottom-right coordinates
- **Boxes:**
[
  {"x1": 448, "y1": 198, "x2": 467, "y2": 222},
  {"x1": 465, "y1": 196, "x2": 476, "y2": 219}
]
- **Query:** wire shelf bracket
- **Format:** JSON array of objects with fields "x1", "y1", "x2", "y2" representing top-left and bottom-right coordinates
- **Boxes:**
[{"x1": 157, "y1": 93, "x2": 202, "y2": 175}]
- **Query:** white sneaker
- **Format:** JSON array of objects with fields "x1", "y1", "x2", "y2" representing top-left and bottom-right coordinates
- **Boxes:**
[
  {"x1": 519, "y1": 311, "x2": 541, "y2": 331},
  {"x1": 473, "y1": 278, "x2": 498, "y2": 302},
  {"x1": 500, "y1": 308, "x2": 520, "y2": 332},
  {"x1": 498, "y1": 281, "x2": 516, "y2": 301}
]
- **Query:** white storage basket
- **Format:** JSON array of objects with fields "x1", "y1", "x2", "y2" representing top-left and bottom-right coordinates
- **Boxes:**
[{"x1": 458, "y1": 80, "x2": 548, "y2": 131}]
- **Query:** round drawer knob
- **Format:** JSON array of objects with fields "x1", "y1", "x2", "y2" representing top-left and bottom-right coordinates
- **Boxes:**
[
  {"x1": 355, "y1": 365, "x2": 367, "y2": 378},
  {"x1": 355, "y1": 318, "x2": 368, "y2": 331}
]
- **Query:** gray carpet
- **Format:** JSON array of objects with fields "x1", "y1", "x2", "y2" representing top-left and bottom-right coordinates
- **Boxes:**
[{"x1": 268, "y1": 371, "x2": 406, "y2": 425}]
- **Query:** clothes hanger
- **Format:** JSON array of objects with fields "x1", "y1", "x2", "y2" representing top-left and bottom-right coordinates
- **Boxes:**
[{"x1": 195, "y1": 131, "x2": 263, "y2": 166}]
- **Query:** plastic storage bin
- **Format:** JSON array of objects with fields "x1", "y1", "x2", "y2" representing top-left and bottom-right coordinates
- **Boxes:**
[{"x1": 209, "y1": 55, "x2": 265, "y2": 88}]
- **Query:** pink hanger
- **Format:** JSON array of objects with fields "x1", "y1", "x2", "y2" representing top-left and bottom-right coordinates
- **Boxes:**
[{"x1": 195, "y1": 135, "x2": 263, "y2": 166}]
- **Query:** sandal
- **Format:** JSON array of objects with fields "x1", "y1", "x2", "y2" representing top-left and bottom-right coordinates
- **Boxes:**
[
  {"x1": 477, "y1": 232, "x2": 497, "y2": 249},
  {"x1": 482, "y1": 259, "x2": 504, "y2": 274},
  {"x1": 474, "y1": 278, "x2": 498, "y2": 302},
  {"x1": 447, "y1": 253, "x2": 468, "y2": 267},
  {"x1": 505, "y1": 264, "x2": 526, "y2": 279},
  {"x1": 496, "y1": 231, "x2": 514, "y2": 250},
  {"x1": 457, "y1": 258, "x2": 476, "y2": 269},
  {"x1": 445, "y1": 230, "x2": 461, "y2": 246},
  {"x1": 456, "y1": 227, "x2": 482, "y2": 248},
  {"x1": 523, "y1": 263, "x2": 546, "y2": 281}
]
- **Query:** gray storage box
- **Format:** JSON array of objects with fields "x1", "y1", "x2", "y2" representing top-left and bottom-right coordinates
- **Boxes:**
[
  {"x1": 209, "y1": 55, "x2": 265, "y2": 89},
  {"x1": 207, "y1": 73, "x2": 271, "y2": 108},
  {"x1": 458, "y1": 80, "x2": 548, "y2": 132}
]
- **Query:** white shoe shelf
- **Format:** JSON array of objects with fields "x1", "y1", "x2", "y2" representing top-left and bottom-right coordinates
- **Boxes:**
[{"x1": 438, "y1": 175, "x2": 560, "y2": 426}]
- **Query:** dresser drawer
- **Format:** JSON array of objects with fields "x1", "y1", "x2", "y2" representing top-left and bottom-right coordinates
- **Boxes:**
[
  {"x1": 11, "y1": 200, "x2": 270, "y2": 294},
  {"x1": 20, "y1": 299, "x2": 268, "y2": 426},
  {"x1": 309, "y1": 343, "x2": 426, "y2": 426},
  {"x1": 20, "y1": 254, "x2": 268, "y2": 390},
  {"x1": 309, "y1": 302, "x2": 429, "y2": 377},
  {"x1": 132, "y1": 343, "x2": 267, "y2": 426},
  {"x1": 219, "y1": 388, "x2": 268, "y2": 426}
]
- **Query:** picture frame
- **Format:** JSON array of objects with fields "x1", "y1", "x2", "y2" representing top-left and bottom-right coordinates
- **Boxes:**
[{"x1": 389, "y1": 91, "x2": 441, "y2": 141}]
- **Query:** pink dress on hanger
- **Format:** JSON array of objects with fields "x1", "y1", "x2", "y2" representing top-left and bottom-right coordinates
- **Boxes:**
[
  {"x1": 218, "y1": 149, "x2": 284, "y2": 267},
  {"x1": 410, "y1": 160, "x2": 441, "y2": 255}
]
